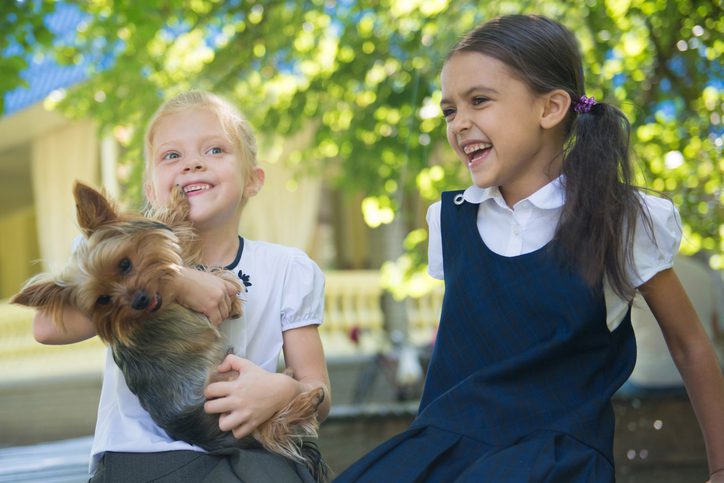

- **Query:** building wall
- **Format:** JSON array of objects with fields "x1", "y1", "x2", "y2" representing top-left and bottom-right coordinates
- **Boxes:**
[{"x1": 0, "y1": 207, "x2": 39, "y2": 299}]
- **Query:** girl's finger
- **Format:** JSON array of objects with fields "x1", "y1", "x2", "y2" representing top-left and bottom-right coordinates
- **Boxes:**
[
  {"x1": 204, "y1": 398, "x2": 224, "y2": 414},
  {"x1": 204, "y1": 381, "x2": 231, "y2": 399},
  {"x1": 218, "y1": 354, "x2": 246, "y2": 372},
  {"x1": 225, "y1": 281, "x2": 239, "y2": 296},
  {"x1": 232, "y1": 422, "x2": 254, "y2": 439},
  {"x1": 219, "y1": 412, "x2": 246, "y2": 433}
]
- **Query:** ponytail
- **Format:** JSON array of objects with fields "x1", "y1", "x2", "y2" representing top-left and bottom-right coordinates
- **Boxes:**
[{"x1": 556, "y1": 102, "x2": 649, "y2": 300}]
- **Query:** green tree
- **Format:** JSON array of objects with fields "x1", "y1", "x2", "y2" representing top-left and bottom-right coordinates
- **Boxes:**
[
  {"x1": 0, "y1": 0, "x2": 56, "y2": 113},
  {"x1": 2, "y1": 0, "x2": 721, "y2": 277}
]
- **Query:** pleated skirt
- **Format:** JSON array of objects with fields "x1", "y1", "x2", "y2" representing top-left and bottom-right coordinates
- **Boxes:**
[{"x1": 335, "y1": 424, "x2": 613, "y2": 483}]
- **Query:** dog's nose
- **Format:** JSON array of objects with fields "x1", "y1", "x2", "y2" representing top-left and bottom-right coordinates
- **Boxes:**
[{"x1": 132, "y1": 291, "x2": 150, "y2": 310}]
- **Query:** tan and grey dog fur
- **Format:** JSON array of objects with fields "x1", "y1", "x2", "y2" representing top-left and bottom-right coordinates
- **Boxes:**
[{"x1": 12, "y1": 182, "x2": 326, "y2": 479}]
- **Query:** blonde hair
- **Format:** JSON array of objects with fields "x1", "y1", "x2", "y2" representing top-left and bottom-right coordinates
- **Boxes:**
[{"x1": 144, "y1": 90, "x2": 258, "y2": 201}]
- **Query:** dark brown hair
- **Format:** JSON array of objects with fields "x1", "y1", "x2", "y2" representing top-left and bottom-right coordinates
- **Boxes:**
[{"x1": 449, "y1": 15, "x2": 649, "y2": 300}]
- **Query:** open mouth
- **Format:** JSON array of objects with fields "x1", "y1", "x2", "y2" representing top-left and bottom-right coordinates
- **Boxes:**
[
  {"x1": 148, "y1": 293, "x2": 162, "y2": 313},
  {"x1": 182, "y1": 183, "x2": 212, "y2": 195},
  {"x1": 462, "y1": 142, "x2": 492, "y2": 166}
]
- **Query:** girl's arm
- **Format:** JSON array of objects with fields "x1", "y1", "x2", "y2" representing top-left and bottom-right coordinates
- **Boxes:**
[
  {"x1": 203, "y1": 325, "x2": 331, "y2": 439},
  {"x1": 33, "y1": 307, "x2": 96, "y2": 344},
  {"x1": 641, "y1": 268, "x2": 724, "y2": 479},
  {"x1": 281, "y1": 324, "x2": 331, "y2": 421},
  {"x1": 171, "y1": 265, "x2": 239, "y2": 326}
]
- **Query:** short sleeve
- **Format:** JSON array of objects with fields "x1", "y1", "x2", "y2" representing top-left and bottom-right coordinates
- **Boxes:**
[
  {"x1": 71, "y1": 235, "x2": 85, "y2": 253},
  {"x1": 426, "y1": 201, "x2": 444, "y2": 280},
  {"x1": 629, "y1": 193, "x2": 683, "y2": 288},
  {"x1": 280, "y1": 249, "x2": 325, "y2": 330}
]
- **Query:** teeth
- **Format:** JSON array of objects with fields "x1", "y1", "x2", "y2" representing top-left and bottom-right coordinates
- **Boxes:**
[
  {"x1": 463, "y1": 143, "x2": 491, "y2": 155},
  {"x1": 183, "y1": 184, "x2": 211, "y2": 193}
]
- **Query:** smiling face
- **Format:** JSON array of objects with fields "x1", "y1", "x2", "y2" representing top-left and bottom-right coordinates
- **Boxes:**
[
  {"x1": 441, "y1": 51, "x2": 564, "y2": 205},
  {"x1": 146, "y1": 108, "x2": 250, "y2": 232}
]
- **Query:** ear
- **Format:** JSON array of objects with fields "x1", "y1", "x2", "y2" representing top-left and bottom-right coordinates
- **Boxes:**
[
  {"x1": 153, "y1": 185, "x2": 192, "y2": 228},
  {"x1": 540, "y1": 89, "x2": 571, "y2": 130},
  {"x1": 169, "y1": 184, "x2": 191, "y2": 219},
  {"x1": 244, "y1": 167, "x2": 265, "y2": 198},
  {"x1": 74, "y1": 181, "x2": 119, "y2": 236},
  {"x1": 10, "y1": 277, "x2": 68, "y2": 309},
  {"x1": 143, "y1": 179, "x2": 157, "y2": 207},
  {"x1": 11, "y1": 276, "x2": 76, "y2": 331}
]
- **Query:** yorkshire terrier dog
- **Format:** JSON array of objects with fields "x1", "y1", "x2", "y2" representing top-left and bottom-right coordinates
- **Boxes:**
[{"x1": 12, "y1": 182, "x2": 326, "y2": 480}]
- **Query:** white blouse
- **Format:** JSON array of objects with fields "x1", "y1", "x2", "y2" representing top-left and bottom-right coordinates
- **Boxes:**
[{"x1": 427, "y1": 177, "x2": 682, "y2": 331}]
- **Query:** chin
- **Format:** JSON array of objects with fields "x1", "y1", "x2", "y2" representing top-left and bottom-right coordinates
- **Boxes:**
[
  {"x1": 186, "y1": 207, "x2": 209, "y2": 225},
  {"x1": 470, "y1": 174, "x2": 495, "y2": 189}
]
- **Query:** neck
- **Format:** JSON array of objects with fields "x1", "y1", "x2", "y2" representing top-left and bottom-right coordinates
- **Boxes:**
[
  {"x1": 500, "y1": 144, "x2": 564, "y2": 208},
  {"x1": 196, "y1": 224, "x2": 240, "y2": 267}
]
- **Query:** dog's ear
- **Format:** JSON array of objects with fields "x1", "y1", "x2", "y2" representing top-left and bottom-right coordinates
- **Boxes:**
[
  {"x1": 166, "y1": 185, "x2": 192, "y2": 225},
  {"x1": 11, "y1": 276, "x2": 75, "y2": 330},
  {"x1": 74, "y1": 181, "x2": 119, "y2": 235},
  {"x1": 11, "y1": 275, "x2": 69, "y2": 309},
  {"x1": 149, "y1": 185, "x2": 191, "y2": 228},
  {"x1": 145, "y1": 186, "x2": 200, "y2": 263}
]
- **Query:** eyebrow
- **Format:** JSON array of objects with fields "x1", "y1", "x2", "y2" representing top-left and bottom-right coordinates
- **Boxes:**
[
  {"x1": 155, "y1": 136, "x2": 229, "y2": 151},
  {"x1": 440, "y1": 85, "x2": 500, "y2": 106},
  {"x1": 154, "y1": 142, "x2": 178, "y2": 152}
]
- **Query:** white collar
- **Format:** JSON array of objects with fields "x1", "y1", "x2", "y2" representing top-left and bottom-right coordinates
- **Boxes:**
[{"x1": 462, "y1": 176, "x2": 565, "y2": 210}]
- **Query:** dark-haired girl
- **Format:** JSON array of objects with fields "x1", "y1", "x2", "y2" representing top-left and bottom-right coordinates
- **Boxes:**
[{"x1": 337, "y1": 14, "x2": 724, "y2": 483}]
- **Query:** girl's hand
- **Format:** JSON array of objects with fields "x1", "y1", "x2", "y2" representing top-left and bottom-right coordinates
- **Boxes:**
[
  {"x1": 171, "y1": 266, "x2": 238, "y2": 326},
  {"x1": 203, "y1": 354, "x2": 299, "y2": 439},
  {"x1": 709, "y1": 468, "x2": 724, "y2": 483}
]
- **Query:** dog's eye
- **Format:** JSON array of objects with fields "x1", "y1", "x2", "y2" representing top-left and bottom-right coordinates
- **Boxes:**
[
  {"x1": 119, "y1": 257, "x2": 132, "y2": 274},
  {"x1": 97, "y1": 295, "x2": 112, "y2": 305}
]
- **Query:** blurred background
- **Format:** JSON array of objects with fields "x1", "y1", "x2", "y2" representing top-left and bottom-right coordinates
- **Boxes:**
[{"x1": 0, "y1": 0, "x2": 721, "y2": 481}]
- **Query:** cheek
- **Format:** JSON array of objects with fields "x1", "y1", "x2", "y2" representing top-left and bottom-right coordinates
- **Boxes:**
[
  {"x1": 148, "y1": 171, "x2": 175, "y2": 204},
  {"x1": 446, "y1": 127, "x2": 457, "y2": 149},
  {"x1": 446, "y1": 129, "x2": 465, "y2": 160}
]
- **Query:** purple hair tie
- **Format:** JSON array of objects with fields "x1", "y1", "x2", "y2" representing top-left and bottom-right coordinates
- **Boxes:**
[{"x1": 573, "y1": 95, "x2": 598, "y2": 114}]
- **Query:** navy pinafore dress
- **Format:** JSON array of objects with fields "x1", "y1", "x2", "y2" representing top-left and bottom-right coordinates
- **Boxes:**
[{"x1": 336, "y1": 191, "x2": 636, "y2": 482}]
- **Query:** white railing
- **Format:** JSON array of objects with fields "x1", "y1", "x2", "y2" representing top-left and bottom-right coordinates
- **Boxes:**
[
  {"x1": 0, "y1": 302, "x2": 105, "y2": 384},
  {"x1": 321, "y1": 270, "x2": 442, "y2": 354}
]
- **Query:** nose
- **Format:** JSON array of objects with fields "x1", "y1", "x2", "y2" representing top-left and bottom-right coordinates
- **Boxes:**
[
  {"x1": 182, "y1": 156, "x2": 206, "y2": 173},
  {"x1": 448, "y1": 109, "x2": 471, "y2": 135},
  {"x1": 131, "y1": 291, "x2": 150, "y2": 310}
]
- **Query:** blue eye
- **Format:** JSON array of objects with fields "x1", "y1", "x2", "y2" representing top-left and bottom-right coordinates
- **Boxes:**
[
  {"x1": 162, "y1": 152, "x2": 180, "y2": 160},
  {"x1": 208, "y1": 147, "x2": 223, "y2": 155}
]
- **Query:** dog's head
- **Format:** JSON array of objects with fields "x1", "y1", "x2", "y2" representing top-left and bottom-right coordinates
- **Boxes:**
[{"x1": 12, "y1": 182, "x2": 193, "y2": 346}]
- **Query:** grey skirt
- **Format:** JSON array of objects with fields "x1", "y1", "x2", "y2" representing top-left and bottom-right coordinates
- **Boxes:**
[{"x1": 89, "y1": 445, "x2": 321, "y2": 483}]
